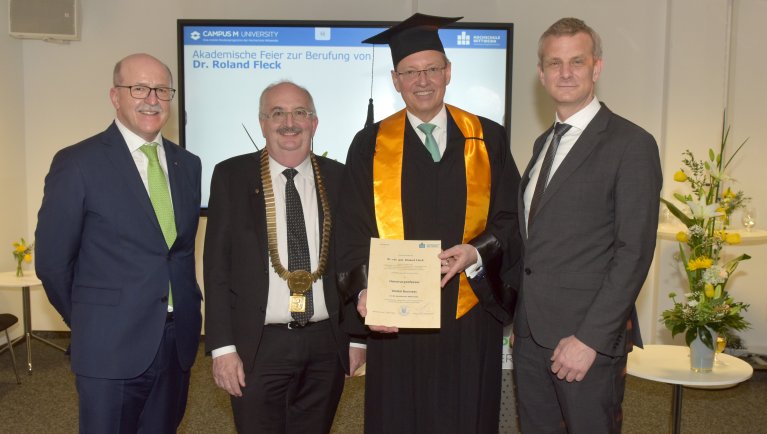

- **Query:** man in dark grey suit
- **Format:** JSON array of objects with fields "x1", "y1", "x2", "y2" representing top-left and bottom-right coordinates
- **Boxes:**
[{"x1": 513, "y1": 18, "x2": 662, "y2": 433}]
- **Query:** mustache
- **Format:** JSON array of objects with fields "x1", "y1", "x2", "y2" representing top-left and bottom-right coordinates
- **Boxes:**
[
  {"x1": 137, "y1": 103, "x2": 164, "y2": 113},
  {"x1": 277, "y1": 126, "x2": 303, "y2": 135}
]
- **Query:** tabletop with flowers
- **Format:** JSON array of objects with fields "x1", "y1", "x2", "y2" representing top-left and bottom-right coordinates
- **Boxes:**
[{"x1": 660, "y1": 126, "x2": 751, "y2": 351}]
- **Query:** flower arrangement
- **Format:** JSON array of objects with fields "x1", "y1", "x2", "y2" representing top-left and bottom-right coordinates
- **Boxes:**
[
  {"x1": 12, "y1": 238, "x2": 34, "y2": 277},
  {"x1": 660, "y1": 125, "x2": 751, "y2": 350}
]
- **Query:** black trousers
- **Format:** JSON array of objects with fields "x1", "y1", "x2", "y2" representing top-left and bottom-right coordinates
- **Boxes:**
[{"x1": 232, "y1": 320, "x2": 345, "y2": 434}]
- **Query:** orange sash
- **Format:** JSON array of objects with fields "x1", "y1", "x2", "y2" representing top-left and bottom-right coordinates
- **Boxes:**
[{"x1": 373, "y1": 105, "x2": 491, "y2": 318}]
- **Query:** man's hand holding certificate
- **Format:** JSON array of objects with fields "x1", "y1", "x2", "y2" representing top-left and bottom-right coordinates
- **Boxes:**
[{"x1": 365, "y1": 238, "x2": 441, "y2": 329}]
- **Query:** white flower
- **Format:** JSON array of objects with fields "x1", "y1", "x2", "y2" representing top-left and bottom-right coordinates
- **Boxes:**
[
  {"x1": 684, "y1": 292, "x2": 695, "y2": 299},
  {"x1": 703, "y1": 265, "x2": 727, "y2": 285},
  {"x1": 709, "y1": 168, "x2": 733, "y2": 182},
  {"x1": 689, "y1": 225, "x2": 706, "y2": 237},
  {"x1": 686, "y1": 198, "x2": 723, "y2": 220},
  {"x1": 688, "y1": 300, "x2": 699, "y2": 307}
]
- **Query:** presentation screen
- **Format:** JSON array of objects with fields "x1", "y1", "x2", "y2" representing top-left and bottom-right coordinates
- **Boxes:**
[{"x1": 178, "y1": 20, "x2": 513, "y2": 209}]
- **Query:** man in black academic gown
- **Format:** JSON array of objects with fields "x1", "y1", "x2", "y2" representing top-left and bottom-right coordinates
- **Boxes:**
[{"x1": 335, "y1": 13, "x2": 522, "y2": 434}]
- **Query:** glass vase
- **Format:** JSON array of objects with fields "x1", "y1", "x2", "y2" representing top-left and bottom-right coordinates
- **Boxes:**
[
  {"x1": 16, "y1": 259, "x2": 24, "y2": 277},
  {"x1": 689, "y1": 328, "x2": 717, "y2": 372}
]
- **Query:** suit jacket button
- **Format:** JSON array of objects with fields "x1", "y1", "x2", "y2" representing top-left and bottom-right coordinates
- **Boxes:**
[
  {"x1": 524, "y1": 268, "x2": 532, "y2": 275},
  {"x1": 161, "y1": 296, "x2": 168, "y2": 302}
]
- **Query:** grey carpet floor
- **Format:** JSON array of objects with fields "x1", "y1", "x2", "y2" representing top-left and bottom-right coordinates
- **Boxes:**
[{"x1": 1, "y1": 336, "x2": 765, "y2": 433}]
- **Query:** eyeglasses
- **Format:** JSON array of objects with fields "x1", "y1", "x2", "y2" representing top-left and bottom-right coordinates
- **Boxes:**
[
  {"x1": 260, "y1": 108, "x2": 315, "y2": 122},
  {"x1": 114, "y1": 85, "x2": 176, "y2": 101},
  {"x1": 395, "y1": 66, "x2": 447, "y2": 81}
]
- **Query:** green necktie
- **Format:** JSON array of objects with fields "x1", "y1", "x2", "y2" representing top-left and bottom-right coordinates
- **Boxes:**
[
  {"x1": 140, "y1": 143, "x2": 176, "y2": 307},
  {"x1": 417, "y1": 122, "x2": 441, "y2": 162}
]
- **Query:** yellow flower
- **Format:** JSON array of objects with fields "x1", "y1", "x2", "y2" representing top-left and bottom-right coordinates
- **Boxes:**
[
  {"x1": 15, "y1": 245, "x2": 25, "y2": 253},
  {"x1": 687, "y1": 257, "x2": 713, "y2": 271},
  {"x1": 722, "y1": 188, "x2": 736, "y2": 199},
  {"x1": 23, "y1": 253, "x2": 32, "y2": 263},
  {"x1": 726, "y1": 233, "x2": 742, "y2": 244},
  {"x1": 675, "y1": 231, "x2": 688, "y2": 243},
  {"x1": 673, "y1": 170, "x2": 688, "y2": 182},
  {"x1": 704, "y1": 283, "x2": 716, "y2": 298}
]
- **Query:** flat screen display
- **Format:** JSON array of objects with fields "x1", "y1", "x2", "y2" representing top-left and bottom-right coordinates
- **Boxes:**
[{"x1": 178, "y1": 20, "x2": 513, "y2": 209}]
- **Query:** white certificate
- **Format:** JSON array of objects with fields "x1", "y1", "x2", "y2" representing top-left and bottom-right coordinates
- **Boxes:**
[{"x1": 365, "y1": 238, "x2": 441, "y2": 329}]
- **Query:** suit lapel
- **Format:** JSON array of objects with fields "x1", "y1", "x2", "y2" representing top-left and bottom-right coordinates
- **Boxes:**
[
  {"x1": 519, "y1": 130, "x2": 550, "y2": 239},
  {"x1": 163, "y1": 140, "x2": 187, "y2": 249},
  {"x1": 101, "y1": 123, "x2": 163, "y2": 238},
  {"x1": 537, "y1": 105, "x2": 610, "y2": 212},
  {"x1": 521, "y1": 129, "x2": 551, "y2": 193},
  {"x1": 249, "y1": 151, "x2": 269, "y2": 270},
  {"x1": 313, "y1": 157, "x2": 337, "y2": 311},
  {"x1": 532, "y1": 105, "x2": 611, "y2": 218}
]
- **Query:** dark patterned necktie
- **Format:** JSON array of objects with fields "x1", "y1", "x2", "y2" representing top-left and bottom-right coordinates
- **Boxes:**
[
  {"x1": 528, "y1": 122, "x2": 572, "y2": 227},
  {"x1": 284, "y1": 168, "x2": 313, "y2": 324}
]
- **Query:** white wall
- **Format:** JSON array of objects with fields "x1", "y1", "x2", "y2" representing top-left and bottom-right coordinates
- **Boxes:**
[
  {"x1": 652, "y1": 0, "x2": 767, "y2": 353},
  {"x1": 0, "y1": 3, "x2": 28, "y2": 344},
  {"x1": 5, "y1": 0, "x2": 766, "y2": 351}
]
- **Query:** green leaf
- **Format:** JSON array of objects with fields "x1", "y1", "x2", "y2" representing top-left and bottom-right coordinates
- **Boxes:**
[
  {"x1": 672, "y1": 323, "x2": 686, "y2": 337},
  {"x1": 677, "y1": 243, "x2": 693, "y2": 284},
  {"x1": 660, "y1": 198, "x2": 695, "y2": 227},
  {"x1": 685, "y1": 328, "x2": 697, "y2": 346},
  {"x1": 699, "y1": 327, "x2": 715, "y2": 350},
  {"x1": 724, "y1": 254, "x2": 751, "y2": 274},
  {"x1": 709, "y1": 148, "x2": 715, "y2": 161},
  {"x1": 673, "y1": 193, "x2": 689, "y2": 203}
]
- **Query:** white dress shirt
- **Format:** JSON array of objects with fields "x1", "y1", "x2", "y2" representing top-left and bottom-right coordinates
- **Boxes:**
[
  {"x1": 115, "y1": 119, "x2": 175, "y2": 312},
  {"x1": 115, "y1": 118, "x2": 171, "y2": 197},
  {"x1": 212, "y1": 155, "x2": 330, "y2": 358},
  {"x1": 523, "y1": 97, "x2": 601, "y2": 231}
]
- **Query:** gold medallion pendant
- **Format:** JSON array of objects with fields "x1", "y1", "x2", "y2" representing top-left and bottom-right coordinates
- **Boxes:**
[{"x1": 287, "y1": 270, "x2": 313, "y2": 293}]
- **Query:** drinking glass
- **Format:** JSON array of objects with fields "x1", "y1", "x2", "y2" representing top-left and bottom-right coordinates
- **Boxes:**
[
  {"x1": 741, "y1": 207, "x2": 757, "y2": 231},
  {"x1": 715, "y1": 336, "x2": 727, "y2": 365}
]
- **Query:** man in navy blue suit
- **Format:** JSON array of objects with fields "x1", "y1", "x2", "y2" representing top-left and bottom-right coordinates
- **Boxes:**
[{"x1": 35, "y1": 53, "x2": 202, "y2": 433}]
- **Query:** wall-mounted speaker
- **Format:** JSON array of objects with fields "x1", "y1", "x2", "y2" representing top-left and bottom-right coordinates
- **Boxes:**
[{"x1": 9, "y1": 0, "x2": 80, "y2": 41}]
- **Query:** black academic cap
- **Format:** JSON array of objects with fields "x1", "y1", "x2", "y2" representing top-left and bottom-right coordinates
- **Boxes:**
[{"x1": 362, "y1": 13, "x2": 462, "y2": 67}]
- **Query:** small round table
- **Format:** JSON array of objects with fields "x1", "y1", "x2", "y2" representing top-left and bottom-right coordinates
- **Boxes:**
[
  {"x1": 627, "y1": 344, "x2": 753, "y2": 434},
  {"x1": 0, "y1": 270, "x2": 67, "y2": 373}
]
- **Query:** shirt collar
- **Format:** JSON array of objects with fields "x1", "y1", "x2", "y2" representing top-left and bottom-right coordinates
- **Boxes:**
[
  {"x1": 115, "y1": 119, "x2": 163, "y2": 153},
  {"x1": 268, "y1": 153, "x2": 314, "y2": 186},
  {"x1": 555, "y1": 97, "x2": 601, "y2": 133},
  {"x1": 406, "y1": 105, "x2": 447, "y2": 131}
]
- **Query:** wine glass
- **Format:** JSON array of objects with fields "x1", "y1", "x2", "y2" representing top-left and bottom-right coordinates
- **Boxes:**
[
  {"x1": 715, "y1": 335, "x2": 727, "y2": 365},
  {"x1": 741, "y1": 207, "x2": 757, "y2": 231}
]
